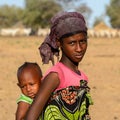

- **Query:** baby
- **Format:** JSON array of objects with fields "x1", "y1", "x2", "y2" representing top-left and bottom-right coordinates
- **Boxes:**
[{"x1": 16, "y1": 62, "x2": 42, "y2": 120}]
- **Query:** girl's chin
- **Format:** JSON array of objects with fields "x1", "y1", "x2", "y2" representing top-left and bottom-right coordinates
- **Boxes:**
[{"x1": 73, "y1": 58, "x2": 83, "y2": 63}]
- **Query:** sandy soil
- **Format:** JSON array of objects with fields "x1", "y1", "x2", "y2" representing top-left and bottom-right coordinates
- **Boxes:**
[{"x1": 0, "y1": 36, "x2": 120, "y2": 120}]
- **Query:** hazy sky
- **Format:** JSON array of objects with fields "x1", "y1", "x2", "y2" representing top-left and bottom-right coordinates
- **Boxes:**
[
  {"x1": 0, "y1": 0, "x2": 110, "y2": 28},
  {"x1": 85, "y1": 0, "x2": 110, "y2": 27}
]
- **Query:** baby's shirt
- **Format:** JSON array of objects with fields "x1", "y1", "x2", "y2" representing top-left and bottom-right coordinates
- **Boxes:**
[
  {"x1": 17, "y1": 94, "x2": 33, "y2": 104},
  {"x1": 16, "y1": 94, "x2": 43, "y2": 120}
]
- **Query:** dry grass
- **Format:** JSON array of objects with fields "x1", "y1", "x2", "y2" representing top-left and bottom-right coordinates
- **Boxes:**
[{"x1": 0, "y1": 36, "x2": 120, "y2": 120}]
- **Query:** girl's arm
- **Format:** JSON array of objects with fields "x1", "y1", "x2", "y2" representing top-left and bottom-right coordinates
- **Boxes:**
[
  {"x1": 25, "y1": 72, "x2": 60, "y2": 120},
  {"x1": 16, "y1": 102, "x2": 30, "y2": 120}
]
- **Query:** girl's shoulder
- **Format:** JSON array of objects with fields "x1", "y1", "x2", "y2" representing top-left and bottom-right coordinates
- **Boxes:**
[{"x1": 42, "y1": 62, "x2": 63, "y2": 81}]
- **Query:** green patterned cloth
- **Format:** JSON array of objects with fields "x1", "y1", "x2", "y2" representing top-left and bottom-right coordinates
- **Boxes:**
[{"x1": 40, "y1": 80, "x2": 93, "y2": 120}]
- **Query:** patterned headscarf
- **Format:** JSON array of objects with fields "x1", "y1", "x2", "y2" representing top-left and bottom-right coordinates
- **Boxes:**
[
  {"x1": 39, "y1": 11, "x2": 87, "y2": 64},
  {"x1": 50, "y1": 11, "x2": 87, "y2": 45}
]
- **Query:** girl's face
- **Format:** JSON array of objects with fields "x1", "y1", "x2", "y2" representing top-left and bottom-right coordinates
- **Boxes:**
[
  {"x1": 18, "y1": 68, "x2": 41, "y2": 99},
  {"x1": 60, "y1": 32, "x2": 88, "y2": 63}
]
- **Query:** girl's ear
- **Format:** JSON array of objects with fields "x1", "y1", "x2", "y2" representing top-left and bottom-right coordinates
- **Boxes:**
[{"x1": 56, "y1": 39, "x2": 61, "y2": 47}]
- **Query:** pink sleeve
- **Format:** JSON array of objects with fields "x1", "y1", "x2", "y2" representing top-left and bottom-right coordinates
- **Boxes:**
[
  {"x1": 80, "y1": 70, "x2": 89, "y2": 82},
  {"x1": 41, "y1": 65, "x2": 64, "y2": 86}
]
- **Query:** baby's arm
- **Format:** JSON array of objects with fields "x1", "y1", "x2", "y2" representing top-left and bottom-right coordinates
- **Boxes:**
[
  {"x1": 16, "y1": 101, "x2": 30, "y2": 120},
  {"x1": 25, "y1": 72, "x2": 60, "y2": 120}
]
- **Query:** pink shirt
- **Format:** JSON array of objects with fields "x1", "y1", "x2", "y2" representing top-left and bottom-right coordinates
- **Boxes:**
[{"x1": 42, "y1": 62, "x2": 88, "y2": 91}]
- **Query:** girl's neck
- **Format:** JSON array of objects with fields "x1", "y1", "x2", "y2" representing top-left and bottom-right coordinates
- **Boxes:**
[{"x1": 60, "y1": 58, "x2": 79, "y2": 73}]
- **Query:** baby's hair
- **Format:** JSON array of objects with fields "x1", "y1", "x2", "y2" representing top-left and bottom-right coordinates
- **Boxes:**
[{"x1": 17, "y1": 62, "x2": 42, "y2": 82}]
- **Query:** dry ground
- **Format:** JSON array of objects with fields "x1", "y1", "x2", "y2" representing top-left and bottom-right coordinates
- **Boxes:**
[{"x1": 0, "y1": 36, "x2": 120, "y2": 120}]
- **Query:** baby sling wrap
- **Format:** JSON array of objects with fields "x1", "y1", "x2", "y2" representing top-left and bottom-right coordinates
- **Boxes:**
[{"x1": 40, "y1": 80, "x2": 93, "y2": 120}]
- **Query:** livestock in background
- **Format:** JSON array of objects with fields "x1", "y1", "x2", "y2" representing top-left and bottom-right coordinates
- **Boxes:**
[
  {"x1": 0, "y1": 28, "x2": 18, "y2": 37},
  {"x1": 0, "y1": 28, "x2": 32, "y2": 36},
  {"x1": 88, "y1": 29, "x2": 96, "y2": 38},
  {"x1": 37, "y1": 28, "x2": 49, "y2": 36},
  {"x1": 117, "y1": 29, "x2": 120, "y2": 37},
  {"x1": 88, "y1": 22, "x2": 120, "y2": 38},
  {"x1": 15, "y1": 28, "x2": 32, "y2": 36}
]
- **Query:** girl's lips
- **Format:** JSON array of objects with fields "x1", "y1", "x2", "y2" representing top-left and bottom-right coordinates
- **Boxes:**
[
  {"x1": 75, "y1": 54, "x2": 83, "y2": 59},
  {"x1": 75, "y1": 56, "x2": 82, "y2": 59}
]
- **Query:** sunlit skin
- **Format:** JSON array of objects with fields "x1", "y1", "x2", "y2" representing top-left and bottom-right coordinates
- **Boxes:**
[
  {"x1": 24, "y1": 32, "x2": 88, "y2": 120},
  {"x1": 16, "y1": 66, "x2": 42, "y2": 120},
  {"x1": 18, "y1": 68, "x2": 41, "y2": 99},
  {"x1": 59, "y1": 32, "x2": 88, "y2": 72}
]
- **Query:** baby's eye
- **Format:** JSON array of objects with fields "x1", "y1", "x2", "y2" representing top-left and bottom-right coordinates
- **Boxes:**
[{"x1": 29, "y1": 83, "x2": 35, "y2": 86}]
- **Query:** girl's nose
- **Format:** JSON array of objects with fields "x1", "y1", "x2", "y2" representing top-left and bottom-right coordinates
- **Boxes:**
[{"x1": 75, "y1": 43, "x2": 82, "y2": 52}]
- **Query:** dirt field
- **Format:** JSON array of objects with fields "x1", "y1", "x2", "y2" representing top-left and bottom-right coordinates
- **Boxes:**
[{"x1": 0, "y1": 36, "x2": 120, "y2": 120}]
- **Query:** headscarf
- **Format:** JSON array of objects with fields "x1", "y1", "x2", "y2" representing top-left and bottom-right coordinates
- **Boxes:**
[
  {"x1": 50, "y1": 11, "x2": 87, "y2": 43},
  {"x1": 39, "y1": 11, "x2": 87, "y2": 64},
  {"x1": 39, "y1": 35, "x2": 59, "y2": 65}
]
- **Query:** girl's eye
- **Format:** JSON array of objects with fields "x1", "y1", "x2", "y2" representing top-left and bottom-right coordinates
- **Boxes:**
[
  {"x1": 69, "y1": 41, "x2": 75, "y2": 45},
  {"x1": 79, "y1": 39, "x2": 87, "y2": 44}
]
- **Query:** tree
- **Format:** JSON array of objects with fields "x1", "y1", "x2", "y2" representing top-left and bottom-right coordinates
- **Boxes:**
[
  {"x1": 93, "y1": 17, "x2": 103, "y2": 27},
  {"x1": 55, "y1": 0, "x2": 92, "y2": 27},
  {"x1": 0, "y1": 0, "x2": 92, "y2": 29},
  {"x1": 23, "y1": 0, "x2": 92, "y2": 29},
  {"x1": 55, "y1": 0, "x2": 80, "y2": 11},
  {"x1": 106, "y1": 0, "x2": 120, "y2": 28},
  {"x1": 0, "y1": 5, "x2": 23, "y2": 28},
  {"x1": 76, "y1": 3, "x2": 92, "y2": 26},
  {"x1": 23, "y1": 0, "x2": 62, "y2": 30}
]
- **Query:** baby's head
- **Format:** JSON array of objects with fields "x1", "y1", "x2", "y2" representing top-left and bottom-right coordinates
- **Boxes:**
[{"x1": 17, "y1": 62, "x2": 42, "y2": 99}]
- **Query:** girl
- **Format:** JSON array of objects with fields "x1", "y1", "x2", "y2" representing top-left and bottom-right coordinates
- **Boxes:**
[{"x1": 25, "y1": 11, "x2": 93, "y2": 120}]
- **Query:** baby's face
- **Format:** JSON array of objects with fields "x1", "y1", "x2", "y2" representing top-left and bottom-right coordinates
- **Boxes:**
[{"x1": 18, "y1": 68, "x2": 41, "y2": 99}]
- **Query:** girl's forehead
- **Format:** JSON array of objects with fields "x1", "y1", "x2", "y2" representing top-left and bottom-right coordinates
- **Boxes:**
[{"x1": 62, "y1": 32, "x2": 87, "y2": 41}]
